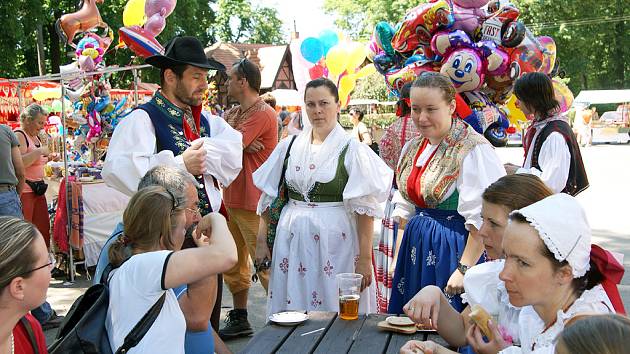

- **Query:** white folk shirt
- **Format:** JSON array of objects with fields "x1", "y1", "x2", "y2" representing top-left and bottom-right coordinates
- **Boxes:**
[{"x1": 103, "y1": 109, "x2": 243, "y2": 211}]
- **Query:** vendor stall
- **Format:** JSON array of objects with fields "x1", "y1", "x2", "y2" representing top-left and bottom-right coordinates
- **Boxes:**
[
  {"x1": 7, "y1": 64, "x2": 154, "y2": 281},
  {"x1": 574, "y1": 89, "x2": 630, "y2": 144}
]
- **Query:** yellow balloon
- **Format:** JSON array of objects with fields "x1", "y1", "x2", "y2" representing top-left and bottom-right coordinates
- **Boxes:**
[
  {"x1": 339, "y1": 74, "x2": 356, "y2": 93},
  {"x1": 326, "y1": 45, "x2": 349, "y2": 79},
  {"x1": 355, "y1": 64, "x2": 376, "y2": 79},
  {"x1": 505, "y1": 94, "x2": 527, "y2": 129},
  {"x1": 346, "y1": 42, "x2": 367, "y2": 73},
  {"x1": 123, "y1": 0, "x2": 147, "y2": 27}
]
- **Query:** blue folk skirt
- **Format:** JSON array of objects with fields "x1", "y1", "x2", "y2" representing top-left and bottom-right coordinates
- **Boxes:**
[{"x1": 388, "y1": 207, "x2": 469, "y2": 314}]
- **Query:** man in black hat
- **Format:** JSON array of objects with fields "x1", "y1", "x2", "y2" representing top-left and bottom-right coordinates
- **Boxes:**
[{"x1": 102, "y1": 36, "x2": 242, "y2": 350}]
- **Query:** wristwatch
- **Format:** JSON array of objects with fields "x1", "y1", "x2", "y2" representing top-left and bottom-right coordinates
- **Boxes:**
[{"x1": 457, "y1": 261, "x2": 470, "y2": 275}]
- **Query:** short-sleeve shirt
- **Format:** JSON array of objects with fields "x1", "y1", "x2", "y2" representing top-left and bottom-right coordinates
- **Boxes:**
[
  {"x1": 223, "y1": 100, "x2": 278, "y2": 211},
  {"x1": 0, "y1": 124, "x2": 19, "y2": 185},
  {"x1": 106, "y1": 250, "x2": 186, "y2": 353}
]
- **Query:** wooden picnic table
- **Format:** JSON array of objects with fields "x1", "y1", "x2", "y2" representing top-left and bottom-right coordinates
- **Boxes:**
[{"x1": 240, "y1": 312, "x2": 454, "y2": 354}]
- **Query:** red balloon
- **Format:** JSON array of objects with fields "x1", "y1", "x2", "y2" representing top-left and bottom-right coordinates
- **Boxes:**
[
  {"x1": 119, "y1": 26, "x2": 164, "y2": 58},
  {"x1": 506, "y1": 126, "x2": 517, "y2": 134},
  {"x1": 309, "y1": 64, "x2": 325, "y2": 80}
]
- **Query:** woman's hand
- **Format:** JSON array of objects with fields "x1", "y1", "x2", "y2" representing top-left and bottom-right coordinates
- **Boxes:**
[
  {"x1": 255, "y1": 233, "x2": 271, "y2": 266},
  {"x1": 355, "y1": 258, "x2": 372, "y2": 292},
  {"x1": 399, "y1": 340, "x2": 441, "y2": 354},
  {"x1": 445, "y1": 269, "x2": 464, "y2": 296},
  {"x1": 465, "y1": 319, "x2": 508, "y2": 354},
  {"x1": 403, "y1": 285, "x2": 442, "y2": 329}
]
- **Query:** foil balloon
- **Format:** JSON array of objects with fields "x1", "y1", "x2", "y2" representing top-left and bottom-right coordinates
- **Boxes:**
[
  {"x1": 477, "y1": 3, "x2": 525, "y2": 48},
  {"x1": 391, "y1": 0, "x2": 453, "y2": 53},
  {"x1": 143, "y1": 0, "x2": 177, "y2": 38},
  {"x1": 552, "y1": 79, "x2": 573, "y2": 113},
  {"x1": 374, "y1": 21, "x2": 396, "y2": 57},
  {"x1": 119, "y1": 25, "x2": 164, "y2": 58},
  {"x1": 55, "y1": 0, "x2": 108, "y2": 47},
  {"x1": 385, "y1": 61, "x2": 441, "y2": 96},
  {"x1": 450, "y1": 0, "x2": 490, "y2": 36},
  {"x1": 432, "y1": 30, "x2": 508, "y2": 93},
  {"x1": 461, "y1": 90, "x2": 509, "y2": 146},
  {"x1": 502, "y1": 31, "x2": 552, "y2": 80}
]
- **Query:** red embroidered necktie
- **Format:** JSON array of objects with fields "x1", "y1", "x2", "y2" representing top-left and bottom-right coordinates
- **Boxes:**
[{"x1": 522, "y1": 124, "x2": 537, "y2": 158}]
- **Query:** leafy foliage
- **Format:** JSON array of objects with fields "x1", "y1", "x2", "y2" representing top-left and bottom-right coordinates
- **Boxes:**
[
  {"x1": 1, "y1": 0, "x2": 284, "y2": 83},
  {"x1": 352, "y1": 71, "x2": 390, "y2": 102}
]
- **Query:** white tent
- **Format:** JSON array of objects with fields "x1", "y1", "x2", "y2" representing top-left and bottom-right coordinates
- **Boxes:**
[
  {"x1": 269, "y1": 89, "x2": 302, "y2": 106},
  {"x1": 348, "y1": 98, "x2": 379, "y2": 105},
  {"x1": 574, "y1": 90, "x2": 630, "y2": 104}
]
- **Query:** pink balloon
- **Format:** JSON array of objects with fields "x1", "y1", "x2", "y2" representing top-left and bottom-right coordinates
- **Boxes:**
[
  {"x1": 78, "y1": 55, "x2": 96, "y2": 72},
  {"x1": 144, "y1": 0, "x2": 177, "y2": 37}
]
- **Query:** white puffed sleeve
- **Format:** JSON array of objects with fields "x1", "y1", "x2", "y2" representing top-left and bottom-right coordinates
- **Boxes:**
[
  {"x1": 252, "y1": 137, "x2": 292, "y2": 215},
  {"x1": 457, "y1": 144, "x2": 506, "y2": 231},
  {"x1": 343, "y1": 140, "x2": 393, "y2": 218},
  {"x1": 461, "y1": 260, "x2": 503, "y2": 313},
  {"x1": 390, "y1": 190, "x2": 416, "y2": 222},
  {"x1": 103, "y1": 110, "x2": 187, "y2": 196},
  {"x1": 517, "y1": 132, "x2": 570, "y2": 193},
  {"x1": 200, "y1": 113, "x2": 243, "y2": 187}
]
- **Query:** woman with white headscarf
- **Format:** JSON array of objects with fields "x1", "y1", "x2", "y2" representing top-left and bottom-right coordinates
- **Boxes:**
[{"x1": 400, "y1": 193, "x2": 625, "y2": 354}]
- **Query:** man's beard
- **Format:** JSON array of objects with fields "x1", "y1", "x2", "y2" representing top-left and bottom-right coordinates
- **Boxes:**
[{"x1": 175, "y1": 82, "x2": 203, "y2": 107}]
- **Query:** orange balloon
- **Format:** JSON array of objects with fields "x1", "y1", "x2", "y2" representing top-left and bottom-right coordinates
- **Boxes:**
[{"x1": 56, "y1": 0, "x2": 108, "y2": 47}]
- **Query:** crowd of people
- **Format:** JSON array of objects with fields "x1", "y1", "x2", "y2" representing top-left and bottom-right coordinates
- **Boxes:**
[{"x1": 1, "y1": 34, "x2": 628, "y2": 354}]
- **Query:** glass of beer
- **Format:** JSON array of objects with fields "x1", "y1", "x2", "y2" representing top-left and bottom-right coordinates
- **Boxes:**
[{"x1": 336, "y1": 273, "x2": 363, "y2": 320}]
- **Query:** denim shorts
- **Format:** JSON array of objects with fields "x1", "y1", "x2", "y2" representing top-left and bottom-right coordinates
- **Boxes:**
[{"x1": 0, "y1": 188, "x2": 23, "y2": 218}]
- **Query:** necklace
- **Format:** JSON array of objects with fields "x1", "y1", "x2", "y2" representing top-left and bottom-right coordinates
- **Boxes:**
[{"x1": 10, "y1": 332, "x2": 14, "y2": 354}]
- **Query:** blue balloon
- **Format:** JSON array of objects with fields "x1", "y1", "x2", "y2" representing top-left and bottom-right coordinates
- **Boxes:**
[
  {"x1": 300, "y1": 37, "x2": 324, "y2": 64},
  {"x1": 318, "y1": 29, "x2": 339, "y2": 55}
]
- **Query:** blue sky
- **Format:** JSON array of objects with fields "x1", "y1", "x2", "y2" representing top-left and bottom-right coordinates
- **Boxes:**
[{"x1": 252, "y1": 0, "x2": 339, "y2": 39}]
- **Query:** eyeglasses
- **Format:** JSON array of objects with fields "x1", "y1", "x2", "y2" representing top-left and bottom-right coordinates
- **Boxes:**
[
  {"x1": 20, "y1": 253, "x2": 56, "y2": 276},
  {"x1": 185, "y1": 206, "x2": 201, "y2": 215},
  {"x1": 235, "y1": 58, "x2": 251, "y2": 82}
]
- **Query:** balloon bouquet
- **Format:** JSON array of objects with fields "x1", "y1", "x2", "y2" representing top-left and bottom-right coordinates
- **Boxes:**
[
  {"x1": 367, "y1": 0, "x2": 573, "y2": 146},
  {"x1": 118, "y1": 0, "x2": 177, "y2": 58},
  {"x1": 299, "y1": 30, "x2": 377, "y2": 106}
]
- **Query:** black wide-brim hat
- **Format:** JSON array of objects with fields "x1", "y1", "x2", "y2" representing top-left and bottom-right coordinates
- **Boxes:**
[{"x1": 146, "y1": 36, "x2": 226, "y2": 71}]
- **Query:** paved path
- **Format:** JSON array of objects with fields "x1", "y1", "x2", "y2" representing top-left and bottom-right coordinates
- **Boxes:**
[{"x1": 45, "y1": 144, "x2": 630, "y2": 353}]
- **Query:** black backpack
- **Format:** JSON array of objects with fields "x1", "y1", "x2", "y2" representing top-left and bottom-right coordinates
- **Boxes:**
[{"x1": 48, "y1": 264, "x2": 166, "y2": 354}]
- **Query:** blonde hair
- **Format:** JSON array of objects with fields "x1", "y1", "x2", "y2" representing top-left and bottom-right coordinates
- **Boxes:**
[
  {"x1": 108, "y1": 185, "x2": 186, "y2": 267},
  {"x1": 19, "y1": 103, "x2": 47, "y2": 124},
  {"x1": 0, "y1": 217, "x2": 40, "y2": 290}
]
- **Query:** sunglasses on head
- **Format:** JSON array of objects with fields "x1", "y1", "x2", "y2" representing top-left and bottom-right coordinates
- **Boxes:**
[{"x1": 235, "y1": 58, "x2": 251, "y2": 82}]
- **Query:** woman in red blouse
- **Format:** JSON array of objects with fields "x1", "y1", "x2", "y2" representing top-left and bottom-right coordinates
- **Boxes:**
[{"x1": 0, "y1": 217, "x2": 51, "y2": 354}]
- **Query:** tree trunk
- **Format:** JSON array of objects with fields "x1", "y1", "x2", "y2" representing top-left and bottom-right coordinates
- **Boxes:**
[
  {"x1": 582, "y1": 72, "x2": 588, "y2": 90},
  {"x1": 37, "y1": 24, "x2": 46, "y2": 75},
  {"x1": 47, "y1": 14, "x2": 62, "y2": 74},
  {"x1": 612, "y1": 0, "x2": 626, "y2": 88}
]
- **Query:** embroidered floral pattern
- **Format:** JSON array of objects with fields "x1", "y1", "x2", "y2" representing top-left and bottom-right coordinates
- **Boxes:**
[
  {"x1": 313, "y1": 234, "x2": 320, "y2": 242},
  {"x1": 411, "y1": 246, "x2": 417, "y2": 265},
  {"x1": 426, "y1": 250, "x2": 436, "y2": 266},
  {"x1": 354, "y1": 255, "x2": 360, "y2": 267},
  {"x1": 341, "y1": 232, "x2": 347, "y2": 241},
  {"x1": 311, "y1": 291, "x2": 322, "y2": 308},
  {"x1": 397, "y1": 277, "x2": 405, "y2": 295},
  {"x1": 324, "y1": 260, "x2": 334, "y2": 277},
  {"x1": 298, "y1": 262, "x2": 307, "y2": 277},
  {"x1": 279, "y1": 258, "x2": 289, "y2": 274}
]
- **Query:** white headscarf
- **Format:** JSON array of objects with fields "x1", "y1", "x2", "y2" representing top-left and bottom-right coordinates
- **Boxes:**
[{"x1": 511, "y1": 193, "x2": 591, "y2": 278}]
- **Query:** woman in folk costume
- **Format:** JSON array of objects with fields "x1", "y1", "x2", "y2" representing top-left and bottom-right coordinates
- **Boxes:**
[
  {"x1": 374, "y1": 82, "x2": 420, "y2": 313},
  {"x1": 401, "y1": 194, "x2": 624, "y2": 354},
  {"x1": 505, "y1": 72, "x2": 588, "y2": 195},
  {"x1": 253, "y1": 78, "x2": 392, "y2": 316},
  {"x1": 388, "y1": 72, "x2": 506, "y2": 314}
]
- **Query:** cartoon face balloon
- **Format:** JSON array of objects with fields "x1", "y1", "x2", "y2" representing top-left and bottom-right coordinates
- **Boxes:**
[{"x1": 440, "y1": 49, "x2": 484, "y2": 92}]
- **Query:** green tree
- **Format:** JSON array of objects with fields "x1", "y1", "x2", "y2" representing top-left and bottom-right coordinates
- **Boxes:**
[
  {"x1": 352, "y1": 71, "x2": 390, "y2": 102},
  {"x1": 214, "y1": 0, "x2": 285, "y2": 44},
  {"x1": 323, "y1": 0, "x2": 416, "y2": 40}
]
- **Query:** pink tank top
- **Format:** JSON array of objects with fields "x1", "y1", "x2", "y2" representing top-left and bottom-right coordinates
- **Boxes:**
[{"x1": 15, "y1": 130, "x2": 46, "y2": 193}]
